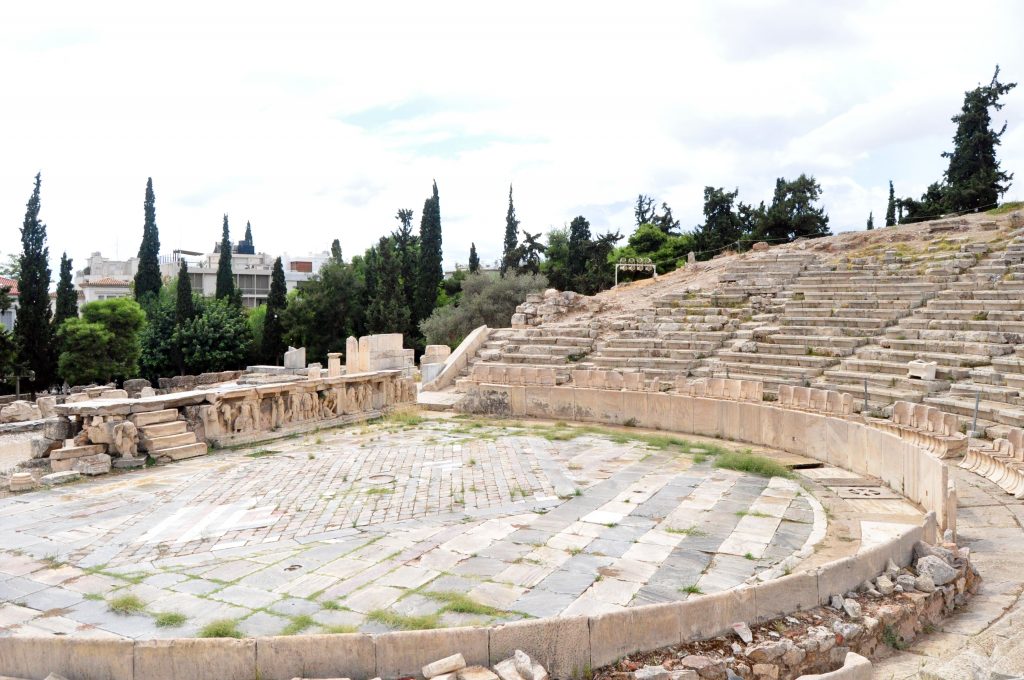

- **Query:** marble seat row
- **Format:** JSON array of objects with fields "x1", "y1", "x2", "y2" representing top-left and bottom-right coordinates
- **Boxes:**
[
  {"x1": 676, "y1": 377, "x2": 763, "y2": 403},
  {"x1": 960, "y1": 427, "x2": 1024, "y2": 497},
  {"x1": 569, "y1": 369, "x2": 660, "y2": 391},
  {"x1": 777, "y1": 384, "x2": 853, "y2": 416},
  {"x1": 469, "y1": 363, "x2": 557, "y2": 386},
  {"x1": 866, "y1": 401, "x2": 966, "y2": 459}
]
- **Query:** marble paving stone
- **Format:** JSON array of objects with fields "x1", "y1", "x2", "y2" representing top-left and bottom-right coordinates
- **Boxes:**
[
  {"x1": 341, "y1": 586, "x2": 404, "y2": 613},
  {"x1": 267, "y1": 596, "x2": 323, "y2": 617}
]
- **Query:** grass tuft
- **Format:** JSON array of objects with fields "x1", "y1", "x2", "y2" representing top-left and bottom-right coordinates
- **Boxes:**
[
  {"x1": 679, "y1": 584, "x2": 702, "y2": 594},
  {"x1": 366, "y1": 609, "x2": 439, "y2": 630},
  {"x1": 281, "y1": 614, "x2": 316, "y2": 635},
  {"x1": 714, "y1": 451, "x2": 792, "y2": 478},
  {"x1": 246, "y1": 449, "x2": 277, "y2": 458},
  {"x1": 154, "y1": 611, "x2": 187, "y2": 627},
  {"x1": 422, "y1": 590, "x2": 505, "y2": 617},
  {"x1": 198, "y1": 619, "x2": 243, "y2": 638},
  {"x1": 108, "y1": 594, "x2": 146, "y2": 616}
]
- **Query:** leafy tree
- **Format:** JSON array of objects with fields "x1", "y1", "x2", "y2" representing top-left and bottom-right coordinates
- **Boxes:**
[
  {"x1": 414, "y1": 181, "x2": 443, "y2": 327},
  {"x1": 866, "y1": 212, "x2": 874, "y2": 231},
  {"x1": 541, "y1": 228, "x2": 570, "y2": 291},
  {"x1": 942, "y1": 66, "x2": 1017, "y2": 212},
  {"x1": 885, "y1": 181, "x2": 897, "y2": 226},
  {"x1": 330, "y1": 239, "x2": 343, "y2": 263},
  {"x1": 175, "y1": 258, "x2": 195, "y2": 325},
  {"x1": 215, "y1": 214, "x2": 235, "y2": 300},
  {"x1": 693, "y1": 187, "x2": 745, "y2": 257},
  {"x1": 393, "y1": 208, "x2": 419, "y2": 339},
  {"x1": 652, "y1": 202, "x2": 681, "y2": 234},
  {"x1": 500, "y1": 185, "x2": 520, "y2": 276},
  {"x1": 247, "y1": 305, "x2": 266, "y2": 365},
  {"x1": 567, "y1": 216, "x2": 591, "y2": 283},
  {"x1": 14, "y1": 173, "x2": 55, "y2": 390},
  {"x1": 367, "y1": 237, "x2": 411, "y2": 334},
  {"x1": 176, "y1": 297, "x2": 253, "y2": 373},
  {"x1": 261, "y1": 257, "x2": 288, "y2": 364},
  {"x1": 579, "y1": 230, "x2": 622, "y2": 294},
  {"x1": 468, "y1": 242, "x2": 481, "y2": 273},
  {"x1": 282, "y1": 259, "x2": 365, "y2": 362},
  {"x1": 58, "y1": 298, "x2": 146, "y2": 385},
  {"x1": 53, "y1": 252, "x2": 78, "y2": 329},
  {"x1": 134, "y1": 177, "x2": 162, "y2": 302},
  {"x1": 756, "y1": 175, "x2": 831, "y2": 242},
  {"x1": 0, "y1": 253, "x2": 20, "y2": 281},
  {"x1": 139, "y1": 291, "x2": 177, "y2": 381},
  {"x1": 420, "y1": 272, "x2": 547, "y2": 347},
  {"x1": 0, "y1": 287, "x2": 17, "y2": 381}
]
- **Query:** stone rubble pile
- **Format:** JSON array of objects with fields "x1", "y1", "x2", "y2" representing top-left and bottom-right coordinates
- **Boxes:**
[
  {"x1": 402, "y1": 650, "x2": 551, "y2": 680},
  {"x1": 589, "y1": 540, "x2": 977, "y2": 680}
]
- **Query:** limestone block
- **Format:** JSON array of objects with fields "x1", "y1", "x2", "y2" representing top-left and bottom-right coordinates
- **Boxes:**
[
  {"x1": 707, "y1": 378, "x2": 725, "y2": 398},
  {"x1": 740, "y1": 380, "x2": 762, "y2": 403},
  {"x1": 590, "y1": 602, "x2": 681, "y2": 669},
  {"x1": 792, "y1": 386, "x2": 810, "y2": 410},
  {"x1": 471, "y1": 364, "x2": 489, "y2": 382},
  {"x1": 327, "y1": 353, "x2": 343, "y2": 378},
  {"x1": 589, "y1": 371, "x2": 607, "y2": 390},
  {"x1": 134, "y1": 638, "x2": 256, "y2": 680},
  {"x1": 375, "y1": 628, "x2": 488, "y2": 680},
  {"x1": 809, "y1": 389, "x2": 827, "y2": 412},
  {"x1": 0, "y1": 637, "x2": 134, "y2": 680},
  {"x1": 0, "y1": 400, "x2": 41, "y2": 423},
  {"x1": 689, "y1": 379, "x2": 707, "y2": 397},
  {"x1": 754, "y1": 571, "x2": 819, "y2": 622},
  {"x1": 255, "y1": 634, "x2": 375, "y2": 680},
  {"x1": 907, "y1": 359, "x2": 938, "y2": 381},
  {"x1": 723, "y1": 379, "x2": 742, "y2": 401},
  {"x1": 284, "y1": 346, "x2": 306, "y2": 369},
  {"x1": 679, "y1": 587, "x2": 756, "y2": 641},
  {"x1": 824, "y1": 391, "x2": 842, "y2": 415},
  {"x1": 571, "y1": 369, "x2": 590, "y2": 388},
  {"x1": 893, "y1": 401, "x2": 913, "y2": 426},
  {"x1": 606, "y1": 371, "x2": 623, "y2": 391},
  {"x1": 423, "y1": 654, "x2": 467, "y2": 678},
  {"x1": 9, "y1": 472, "x2": 36, "y2": 492},
  {"x1": 36, "y1": 396, "x2": 57, "y2": 418},
  {"x1": 912, "y1": 403, "x2": 930, "y2": 430},
  {"x1": 346, "y1": 336, "x2": 359, "y2": 373},
  {"x1": 778, "y1": 385, "x2": 794, "y2": 408},
  {"x1": 489, "y1": 617, "x2": 590, "y2": 680}
]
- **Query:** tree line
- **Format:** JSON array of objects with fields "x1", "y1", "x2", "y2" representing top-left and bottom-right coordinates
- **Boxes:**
[{"x1": 2, "y1": 67, "x2": 1014, "y2": 392}]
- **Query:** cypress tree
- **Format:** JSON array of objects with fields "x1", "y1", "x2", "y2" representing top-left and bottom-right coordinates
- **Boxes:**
[
  {"x1": 53, "y1": 252, "x2": 78, "y2": 330},
  {"x1": 215, "y1": 214, "x2": 235, "y2": 300},
  {"x1": 134, "y1": 177, "x2": 162, "y2": 302},
  {"x1": 175, "y1": 258, "x2": 195, "y2": 324},
  {"x1": 393, "y1": 209, "x2": 419, "y2": 339},
  {"x1": 885, "y1": 181, "x2": 897, "y2": 226},
  {"x1": 244, "y1": 221, "x2": 253, "y2": 246},
  {"x1": 468, "y1": 243, "x2": 481, "y2": 273},
  {"x1": 368, "y1": 237, "x2": 411, "y2": 334},
  {"x1": 866, "y1": 212, "x2": 874, "y2": 231},
  {"x1": 14, "y1": 173, "x2": 55, "y2": 390},
  {"x1": 942, "y1": 66, "x2": 1017, "y2": 211},
  {"x1": 500, "y1": 185, "x2": 519, "y2": 276},
  {"x1": 567, "y1": 216, "x2": 592, "y2": 287},
  {"x1": 414, "y1": 181, "x2": 443, "y2": 326},
  {"x1": 262, "y1": 257, "x2": 287, "y2": 364},
  {"x1": 330, "y1": 239, "x2": 343, "y2": 263}
]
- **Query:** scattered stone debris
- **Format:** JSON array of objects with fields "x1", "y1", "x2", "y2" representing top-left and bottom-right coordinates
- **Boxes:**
[
  {"x1": 591, "y1": 540, "x2": 978, "y2": 680},
  {"x1": 424, "y1": 650, "x2": 549, "y2": 680}
]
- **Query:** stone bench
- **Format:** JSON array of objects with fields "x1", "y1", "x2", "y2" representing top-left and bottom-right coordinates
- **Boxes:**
[
  {"x1": 866, "y1": 401, "x2": 966, "y2": 459},
  {"x1": 676, "y1": 377, "x2": 763, "y2": 403},
  {"x1": 777, "y1": 385, "x2": 853, "y2": 416},
  {"x1": 961, "y1": 427, "x2": 1024, "y2": 497}
]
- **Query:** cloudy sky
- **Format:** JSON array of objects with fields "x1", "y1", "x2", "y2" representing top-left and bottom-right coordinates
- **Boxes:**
[{"x1": 1, "y1": 1, "x2": 1022, "y2": 275}]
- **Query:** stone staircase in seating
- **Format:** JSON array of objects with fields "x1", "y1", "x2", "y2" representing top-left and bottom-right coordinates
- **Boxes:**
[
  {"x1": 133, "y1": 408, "x2": 208, "y2": 461},
  {"x1": 467, "y1": 323, "x2": 595, "y2": 385},
  {"x1": 914, "y1": 231, "x2": 1024, "y2": 436},
  {"x1": 810, "y1": 241, "x2": 991, "y2": 411}
]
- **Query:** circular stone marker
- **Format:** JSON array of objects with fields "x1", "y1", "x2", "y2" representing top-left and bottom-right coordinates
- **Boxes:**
[{"x1": 364, "y1": 473, "x2": 396, "y2": 485}]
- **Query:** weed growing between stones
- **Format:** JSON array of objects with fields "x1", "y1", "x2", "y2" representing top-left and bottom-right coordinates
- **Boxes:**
[
  {"x1": 679, "y1": 584, "x2": 702, "y2": 594},
  {"x1": 367, "y1": 608, "x2": 440, "y2": 630},
  {"x1": 281, "y1": 614, "x2": 316, "y2": 635},
  {"x1": 154, "y1": 611, "x2": 187, "y2": 627},
  {"x1": 198, "y1": 619, "x2": 243, "y2": 638},
  {"x1": 246, "y1": 449, "x2": 277, "y2": 458},
  {"x1": 714, "y1": 451, "x2": 793, "y2": 478},
  {"x1": 665, "y1": 526, "x2": 707, "y2": 537},
  {"x1": 108, "y1": 594, "x2": 146, "y2": 615}
]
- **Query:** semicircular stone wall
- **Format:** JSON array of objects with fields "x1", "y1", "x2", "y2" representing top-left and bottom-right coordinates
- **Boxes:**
[{"x1": 0, "y1": 385, "x2": 950, "y2": 680}]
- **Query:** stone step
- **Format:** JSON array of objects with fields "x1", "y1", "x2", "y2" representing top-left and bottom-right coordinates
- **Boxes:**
[
  {"x1": 130, "y1": 409, "x2": 179, "y2": 427},
  {"x1": 603, "y1": 338, "x2": 717, "y2": 351},
  {"x1": 714, "y1": 350, "x2": 838, "y2": 368},
  {"x1": 777, "y1": 324, "x2": 882, "y2": 338},
  {"x1": 496, "y1": 353, "x2": 579, "y2": 366},
  {"x1": 900, "y1": 318, "x2": 1024, "y2": 333},
  {"x1": 853, "y1": 347, "x2": 990, "y2": 369},
  {"x1": 879, "y1": 338, "x2": 1014, "y2": 356},
  {"x1": 139, "y1": 421, "x2": 188, "y2": 438},
  {"x1": 708, "y1": 359, "x2": 823, "y2": 379},
  {"x1": 779, "y1": 316, "x2": 889, "y2": 330},
  {"x1": 50, "y1": 444, "x2": 107, "y2": 461},
  {"x1": 141, "y1": 431, "x2": 198, "y2": 452},
  {"x1": 589, "y1": 356, "x2": 700, "y2": 371},
  {"x1": 818, "y1": 368, "x2": 949, "y2": 393},
  {"x1": 156, "y1": 442, "x2": 209, "y2": 462},
  {"x1": 502, "y1": 343, "x2": 591, "y2": 356},
  {"x1": 502, "y1": 336, "x2": 593, "y2": 348},
  {"x1": 766, "y1": 334, "x2": 867, "y2": 349},
  {"x1": 813, "y1": 380, "x2": 927, "y2": 406},
  {"x1": 593, "y1": 347, "x2": 704, "y2": 360},
  {"x1": 748, "y1": 342, "x2": 853, "y2": 357},
  {"x1": 924, "y1": 395, "x2": 1024, "y2": 428},
  {"x1": 949, "y1": 381, "x2": 1021, "y2": 403}
]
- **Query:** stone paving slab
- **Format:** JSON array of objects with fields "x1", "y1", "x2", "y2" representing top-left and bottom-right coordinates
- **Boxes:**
[{"x1": 0, "y1": 417, "x2": 837, "y2": 639}]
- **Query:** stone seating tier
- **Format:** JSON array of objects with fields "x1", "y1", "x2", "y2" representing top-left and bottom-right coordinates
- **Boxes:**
[{"x1": 960, "y1": 426, "x2": 1024, "y2": 497}]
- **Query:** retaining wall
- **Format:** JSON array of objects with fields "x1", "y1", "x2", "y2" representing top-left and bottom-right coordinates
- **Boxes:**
[{"x1": 0, "y1": 385, "x2": 948, "y2": 680}]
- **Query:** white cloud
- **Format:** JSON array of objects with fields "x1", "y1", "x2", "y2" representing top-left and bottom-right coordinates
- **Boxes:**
[{"x1": 0, "y1": 0, "x2": 1021, "y2": 275}]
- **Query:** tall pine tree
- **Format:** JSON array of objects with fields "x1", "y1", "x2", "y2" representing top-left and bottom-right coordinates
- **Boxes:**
[
  {"x1": 500, "y1": 185, "x2": 519, "y2": 276},
  {"x1": 468, "y1": 243, "x2": 481, "y2": 273},
  {"x1": 14, "y1": 173, "x2": 55, "y2": 390},
  {"x1": 175, "y1": 258, "x2": 195, "y2": 324},
  {"x1": 262, "y1": 257, "x2": 287, "y2": 364},
  {"x1": 942, "y1": 66, "x2": 1017, "y2": 211},
  {"x1": 134, "y1": 177, "x2": 162, "y2": 302},
  {"x1": 368, "y1": 237, "x2": 411, "y2": 335},
  {"x1": 215, "y1": 214, "x2": 236, "y2": 301},
  {"x1": 414, "y1": 181, "x2": 442, "y2": 328},
  {"x1": 885, "y1": 181, "x2": 897, "y2": 226},
  {"x1": 53, "y1": 252, "x2": 78, "y2": 330},
  {"x1": 567, "y1": 216, "x2": 592, "y2": 286},
  {"x1": 866, "y1": 212, "x2": 875, "y2": 231}
]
